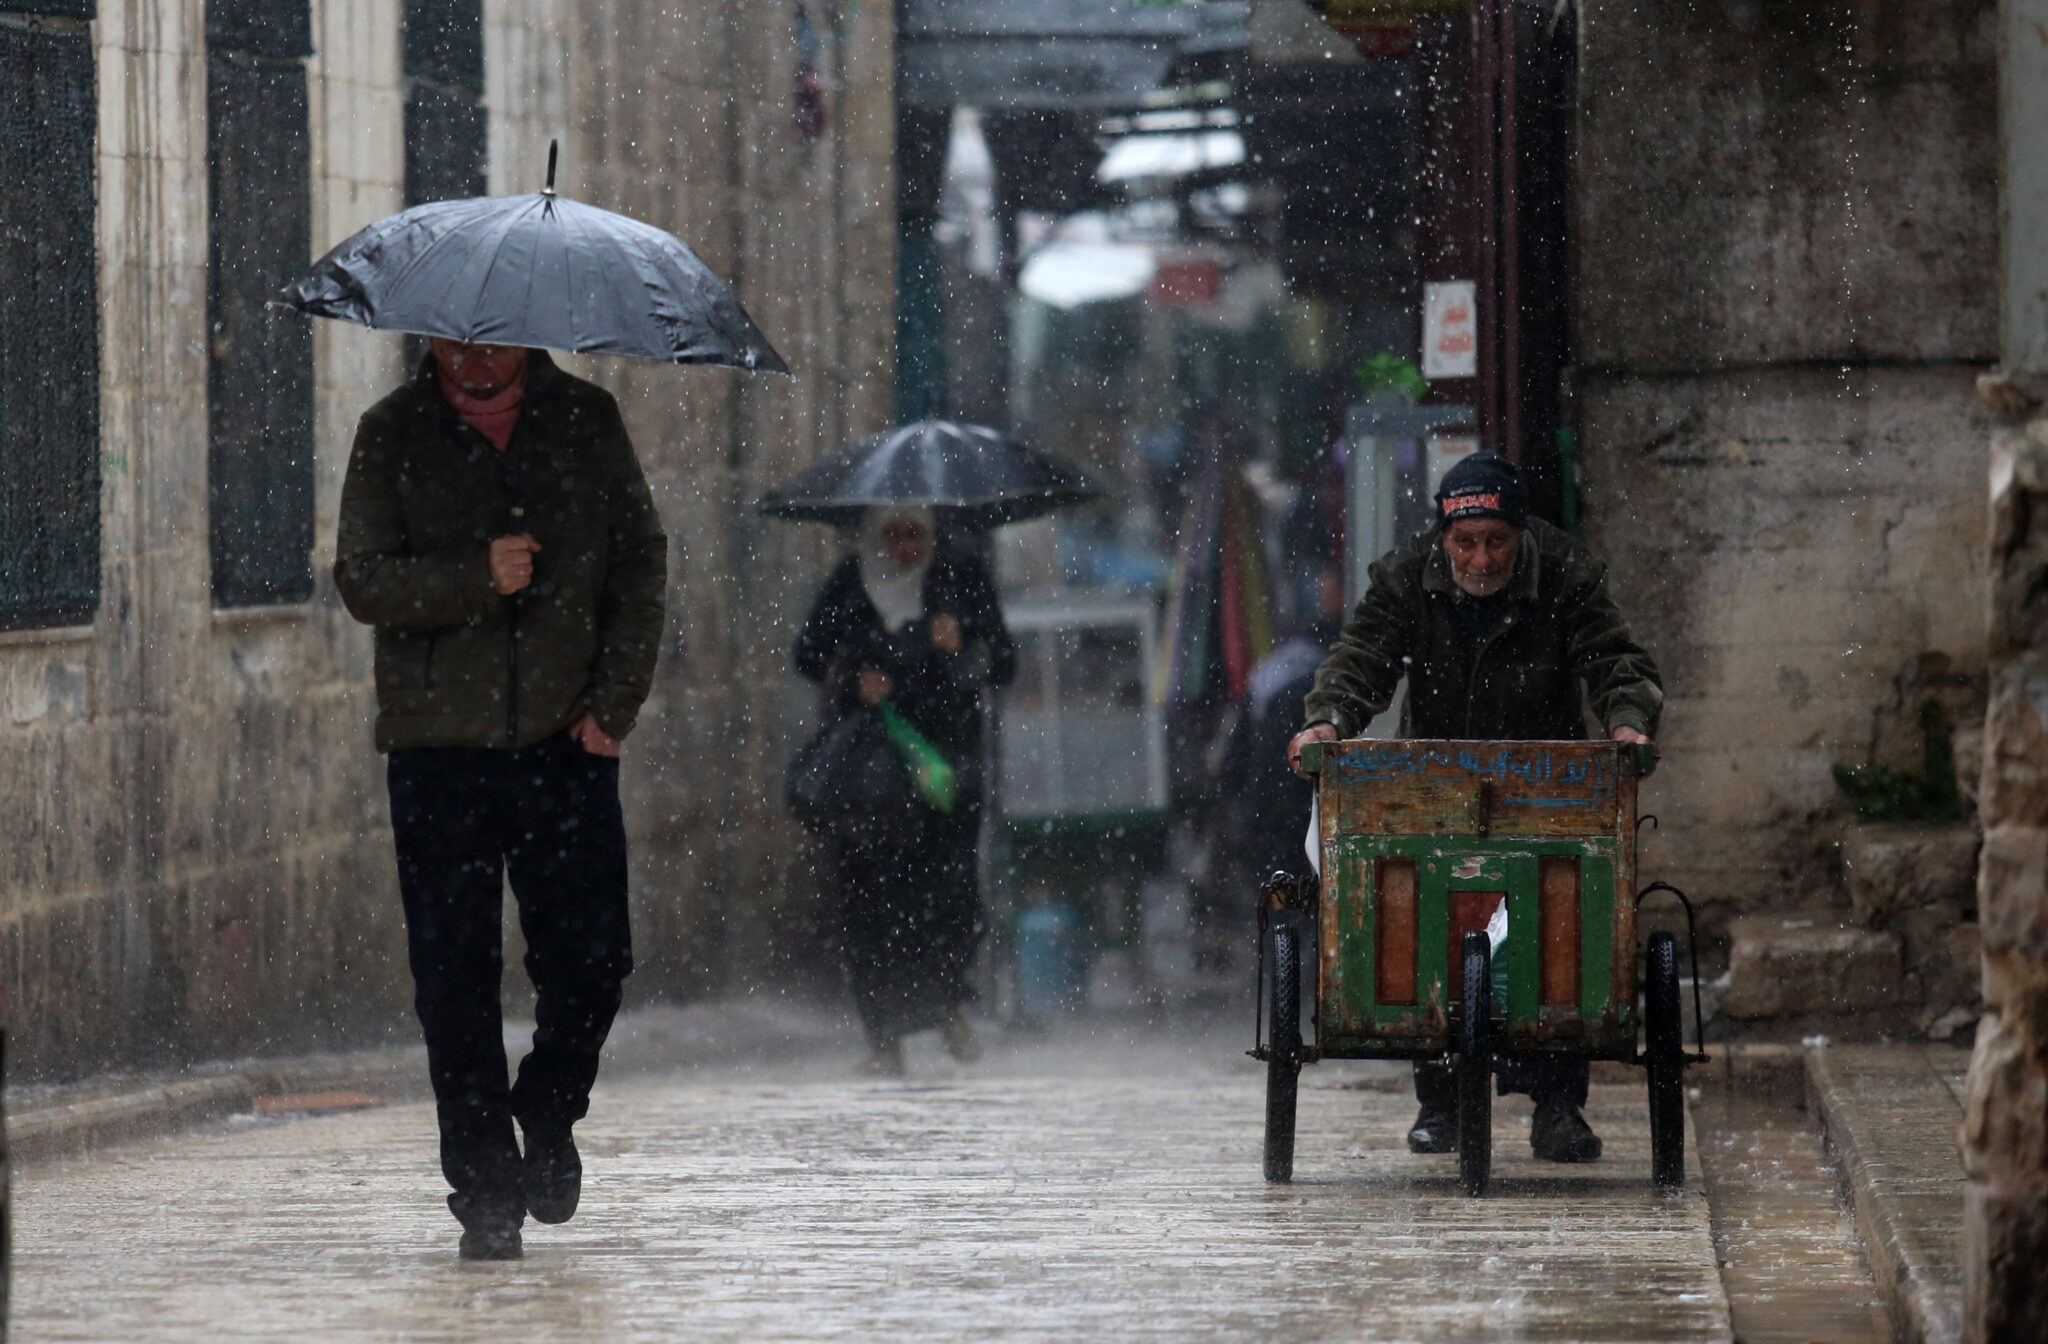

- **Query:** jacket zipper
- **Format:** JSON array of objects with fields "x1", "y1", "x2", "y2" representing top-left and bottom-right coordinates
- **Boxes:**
[
  {"x1": 1462, "y1": 606, "x2": 1517, "y2": 737},
  {"x1": 507, "y1": 591, "x2": 521, "y2": 747},
  {"x1": 498, "y1": 441, "x2": 526, "y2": 749}
]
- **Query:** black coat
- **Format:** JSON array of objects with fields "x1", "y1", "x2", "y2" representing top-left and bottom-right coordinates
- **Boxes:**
[
  {"x1": 335, "y1": 352, "x2": 668, "y2": 751},
  {"x1": 1303, "y1": 518, "x2": 1661, "y2": 741},
  {"x1": 794, "y1": 549, "x2": 1017, "y2": 761}
]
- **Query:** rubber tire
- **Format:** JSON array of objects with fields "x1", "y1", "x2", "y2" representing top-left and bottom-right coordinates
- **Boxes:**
[
  {"x1": 1645, "y1": 930, "x2": 1687, "y2": 1189},
  {"x1": 1457, "y1": 931, "x2": 1493, "y2": 1197},
  {"x1": 1263, "y1": 921, "x2": 1302, "y2": 1184}
]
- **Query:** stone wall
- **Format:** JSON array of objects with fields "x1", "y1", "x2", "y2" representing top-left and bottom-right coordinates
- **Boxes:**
[
  {"x1": 1961, "y1": 382, "x2": 2048, "y2": 1337},
  {"x1": 542, "y1": 3, "x2": 899, "y2": 998},
  {"x1": 1573, "y1": 1, "x2": 1998, "y2": 949},
  {"x1": 0, "y1": 2, "x2": 896, "y2": 1081},
  {"x1": 0, "y1": 0, "x2": 414, "y2": 1081}
]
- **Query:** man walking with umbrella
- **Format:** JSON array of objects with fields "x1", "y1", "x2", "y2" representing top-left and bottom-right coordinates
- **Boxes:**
[
  {"x1": 296, "y1": 145, "x2": 785, "y2": 1259},
  {"x1": 336, "y1": 338, "x2": 665, "y2": 1258}
]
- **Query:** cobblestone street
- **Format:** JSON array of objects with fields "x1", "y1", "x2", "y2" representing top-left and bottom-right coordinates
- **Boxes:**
[{"x1": 14, "y1": 1023, "x2": 1732, "y2": 1342}]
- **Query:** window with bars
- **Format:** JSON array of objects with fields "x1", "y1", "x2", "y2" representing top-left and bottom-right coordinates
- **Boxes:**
[
  {"x1": 0, "y1": 17, "x2": 101, "y2": 631},
  {"x1": 207, "y1": 0, "x2": 314, "y2": 608},
  {"x1": 403, "y1": 0, "x2": 482, "y2": 93},
  {"x1": 403, "y1": 0, "x2": 487, "y2": 369}
]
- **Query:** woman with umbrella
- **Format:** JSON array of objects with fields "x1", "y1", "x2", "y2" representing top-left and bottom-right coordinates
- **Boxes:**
[{"x1": 767, "y1": 422, "x2": 1099, "y2": 1077}]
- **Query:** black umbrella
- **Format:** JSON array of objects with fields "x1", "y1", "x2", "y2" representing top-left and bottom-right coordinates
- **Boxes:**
[
  {"x1": 277, "y1": 144, "x2": 787, "y2": 373},
  {"x1": 758, "y1": 420, "x2": 1107, "y2": 529}
]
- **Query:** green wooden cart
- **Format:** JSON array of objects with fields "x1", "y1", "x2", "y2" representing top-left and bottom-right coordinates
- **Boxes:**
[{"x1": 1255, "y1": 738, "x2": 1704, "y2": 1195}]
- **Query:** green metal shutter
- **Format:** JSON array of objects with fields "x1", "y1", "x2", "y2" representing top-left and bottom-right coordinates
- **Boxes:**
[
  {"x1": 0, "y1": 21, "x2": 100, "y2": 631},
  {"x1": 207, "y1": 9, "x2": 315, "y2": 608}
]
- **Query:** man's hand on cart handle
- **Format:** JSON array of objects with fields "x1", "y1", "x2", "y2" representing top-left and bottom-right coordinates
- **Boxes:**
[
  {"x1": 1610, "y1": 725, "x2": 1652, "y2": 746},
  {"x1": 1289, "y1": 722, "x2": 1339, "y2": 779}
]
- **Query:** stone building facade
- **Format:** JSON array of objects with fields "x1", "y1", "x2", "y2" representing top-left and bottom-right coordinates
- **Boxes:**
[
  {"x1": 0, "y1": 0, "x2": 894, "y2": 1080},
  {"x1": 1571, "y1": 2, "x2": 1997, "y2": 1017}
]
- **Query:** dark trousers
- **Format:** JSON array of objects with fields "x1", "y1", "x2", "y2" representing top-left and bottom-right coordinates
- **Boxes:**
[
  {"x1": 1414, "y1": 1056, "x2": 1589, "y2": 1113},
  {"x1": 388, "y1": 735, "x2": 633, "y2": 1229},
  {"x1": 832, "y1": 804, "x2": 983, "y2": 1046}
]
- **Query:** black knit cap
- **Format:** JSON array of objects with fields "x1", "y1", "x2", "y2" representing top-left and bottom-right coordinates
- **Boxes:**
[{"x1": 1434, "y1": 450, "x2": 1528, "y2": 530}]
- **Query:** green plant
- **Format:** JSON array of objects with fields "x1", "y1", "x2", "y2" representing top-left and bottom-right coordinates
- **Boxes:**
[
  {"x1": 1350, "y1": 352, "x2": 1429, "y2": 403},
  {"x1": 1832, "y1": 698, "x2": 1966, "y2": 824}
]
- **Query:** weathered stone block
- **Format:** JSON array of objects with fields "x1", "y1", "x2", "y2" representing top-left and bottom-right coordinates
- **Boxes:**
[
  {"x1": 1954, "y1": 723, "x2": 1985, "y2": 807},
  {"x1": 1980, "y1": 656, "x2": 2048, "y2": 825},
  {"x1": 1723, "y1": 916, "x2": 1905, "y2": 1019},
  {"x1": 1915, "y1": 921, "x2": 1984, "y2": 1026},
  {"x1": 1965, "y1": 1179, "x2": 2048, "y2": 1344},
  {"x1": 1842, "y1": 822, "x2": 1982, "y2": 922},
  {"x1": 1896, "y1": 901, "x2": 1970, "y2": 963},
  {"x1": 1976, "y1": 824, "x2": 2048, "y2": 967}
]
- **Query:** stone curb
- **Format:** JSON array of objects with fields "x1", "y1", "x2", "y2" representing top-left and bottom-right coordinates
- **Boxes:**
[
  {"x1": 1805, "y1": 1044, "x2": 1969, "y2": 1344},
  {"x1": 6, "y1": 997, "x2": 857, "y2": 1165}
]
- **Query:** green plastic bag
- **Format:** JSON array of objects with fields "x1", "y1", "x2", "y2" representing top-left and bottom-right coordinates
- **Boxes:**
[{"x1": 876, "y1": 700, "x2": 957, "y2": 815}]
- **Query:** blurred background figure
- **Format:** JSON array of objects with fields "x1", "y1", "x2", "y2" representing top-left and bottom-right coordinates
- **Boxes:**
[
  {"x1": 794, "y1": 507, "x2": 1017, "y2": 1076},
  {"x1": 1214, "y1": 560, "x2": 1346, "y2": 897}
]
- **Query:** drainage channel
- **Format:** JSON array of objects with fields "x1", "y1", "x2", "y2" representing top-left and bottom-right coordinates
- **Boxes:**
[{"x1": 1690, "y1": 1047, "x2": 1892, "y2": 1344}]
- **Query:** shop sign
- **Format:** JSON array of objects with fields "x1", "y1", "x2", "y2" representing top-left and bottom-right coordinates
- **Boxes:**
[
  {"x1": 1422, "y1": 280, "x2": 1478, "y2": 380},
  {"x1": 1150, "y1": 259, "x2": 1223, "y2": 307},
  {"x1": 1320, "y1": 2, "x2": 1471, "y2": 59},
  {"x1": 1322, "y1": 0, "x2": 1474, "y2": 18}
]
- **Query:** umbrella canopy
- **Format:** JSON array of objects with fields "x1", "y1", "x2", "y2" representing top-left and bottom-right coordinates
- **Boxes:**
[
  {"x1": 278, "y1": 147, "x2": 787, "y2": 372},
  {"x1": 758, "y1": 420, "x2": 1106, "y2": 529}
]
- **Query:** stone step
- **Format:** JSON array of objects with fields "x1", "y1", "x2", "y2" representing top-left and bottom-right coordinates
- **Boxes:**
[
  {"x1": 1722, "y1": 915, "x2": 1904, "y2": 1022},
  {"x1": 1840, "y1": 823, "x2": 1981, "y2": 924}
]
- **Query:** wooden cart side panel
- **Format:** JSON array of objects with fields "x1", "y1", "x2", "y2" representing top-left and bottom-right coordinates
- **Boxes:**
[
  {"x1": 1579, "y1": 853, "x2": 1617, "y2": 1022},
  {"x1": 1504, "y1": 852, "x2": 1541, "y2": 1022},
  {"x1": 1311, "y1": 740, "x2": 1647, "y2": 1059},
  {"x1": 1317, "y1": 834, "x2": 1636, "y2": 1056},
  {"x1": 1322, "y1": 845, "x2": 1376, "y2": 1034},
  {"x1": 1324, "y1": 740, "x2": 1628, "y2": 838}
]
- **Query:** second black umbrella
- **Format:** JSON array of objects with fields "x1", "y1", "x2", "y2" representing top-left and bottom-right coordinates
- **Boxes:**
[{"x1": 758, "y1": 420, "x2": 1105, "y2": 529}]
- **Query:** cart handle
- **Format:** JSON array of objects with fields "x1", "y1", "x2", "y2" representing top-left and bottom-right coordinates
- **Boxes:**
[{"x1": 1635, "y1": 881, "x2": 1710, "y2": 1064}]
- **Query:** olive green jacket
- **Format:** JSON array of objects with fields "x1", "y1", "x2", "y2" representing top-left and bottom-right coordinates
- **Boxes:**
[
  {"x1": 335, "y1": 353, "x2": 668, "y2": 752},
  {"x1": 1301, "y1": 518, "x2": 1661, "y2": 741}
]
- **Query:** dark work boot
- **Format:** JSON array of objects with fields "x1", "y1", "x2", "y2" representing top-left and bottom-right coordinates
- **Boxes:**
[
  {"x1": 450, "y1": 1185, "x2": 525, "y2": 1260},
  {"x1": 458, "y1": 1221, "x2": 524, "y2": 1261},
  {"x1": 1406, "y1": 1105, "x2": 1457, "y2": 1154},
  {"x1": 521, "y1": 1126, "x2": 583, "y2": 1225},
  {"x1": 1530, "y1": 1100, "x2": 1603, "y2": 1162}
]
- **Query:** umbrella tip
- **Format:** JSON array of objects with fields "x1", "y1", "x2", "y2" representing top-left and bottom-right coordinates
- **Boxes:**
[{"x1": 545, "y1": 140, "x2": 558, "y2": 197}]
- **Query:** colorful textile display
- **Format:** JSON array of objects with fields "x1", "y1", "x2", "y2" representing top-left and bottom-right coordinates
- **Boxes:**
[{"x1": 1158, "y1": 448, "x2": 1277, "y2": 706}]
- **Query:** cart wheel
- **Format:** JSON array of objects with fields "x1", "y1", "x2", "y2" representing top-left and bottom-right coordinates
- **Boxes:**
[
  {"x1": 1264, "y1": 921, "x2": 1302, "y2": 1184},
  {"x1": 1457, "y1": 931, "x2": 1493, "y2": 1197},
  {"x1": 1645, "y1": 930, "x2": 1687, "y2": 1188}
]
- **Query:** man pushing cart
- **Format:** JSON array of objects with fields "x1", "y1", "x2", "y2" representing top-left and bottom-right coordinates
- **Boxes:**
[{"x1": 1282, "y1": 451, "x2": 1667, "y2": 1175}]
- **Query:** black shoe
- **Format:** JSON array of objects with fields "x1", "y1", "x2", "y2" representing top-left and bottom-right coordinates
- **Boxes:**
[
  {"x1": 458, "y1": 1222, "x2": 524, "y2": 1261},
  {"x1": 522, "y1": 1127, "x2": 582, "y2": 1225},
  {"x1": 1406, "y1": 1105, "x2": 1457, "y2": 1154},
  {"x1": 1530, "y1": 1101, "x2": 1603, "y2": 1162}
]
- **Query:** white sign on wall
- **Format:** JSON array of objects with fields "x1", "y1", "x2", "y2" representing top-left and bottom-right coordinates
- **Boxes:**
[
  {"x1": 1426, "y1": 435, "x2": 1481, "y2": 496},
  {"x1": 1422, "y1": 280, "x2": 1478, "y2": 380}
]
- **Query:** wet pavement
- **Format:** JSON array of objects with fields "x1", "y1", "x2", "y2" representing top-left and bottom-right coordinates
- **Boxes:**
[{"x1": 13, "y1": 1021, "x2": 1737, "y2": 1342}]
